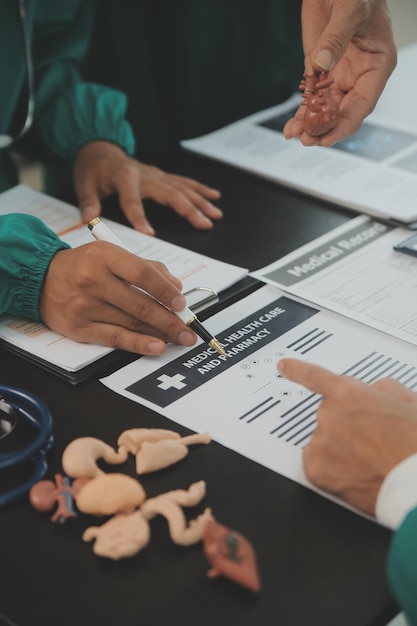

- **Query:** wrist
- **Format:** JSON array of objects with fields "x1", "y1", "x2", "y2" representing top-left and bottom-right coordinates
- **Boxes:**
[{"x1": 376, "y1": 453, "x2": 417, "y2": 529}]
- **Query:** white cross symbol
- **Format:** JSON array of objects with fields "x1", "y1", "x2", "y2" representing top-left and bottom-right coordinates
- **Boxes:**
[{"x1": 157, "y1": 373, "x2": 187, "y2": 390}]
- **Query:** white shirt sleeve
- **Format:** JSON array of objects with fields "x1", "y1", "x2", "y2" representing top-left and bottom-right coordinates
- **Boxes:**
[{"x1": 375, "y1": 452, "x2": 417, "y2": 530}]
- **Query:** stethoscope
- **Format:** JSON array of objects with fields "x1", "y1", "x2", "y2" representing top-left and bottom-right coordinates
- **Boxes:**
[
  {"x1": 0, "y1": 384, "x2": 53, "y2": 506},
  {"x1": 0, "y1": 0, "x2": 34, "y2": 149}
]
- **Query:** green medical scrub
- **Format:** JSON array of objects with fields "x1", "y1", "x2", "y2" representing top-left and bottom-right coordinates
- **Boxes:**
[
  {"x1": 387, "y1": 506, "x2": 417, "y2": 625},
  {"x1": 0, "y1": 0, "x2": 135, "y2": 318}
]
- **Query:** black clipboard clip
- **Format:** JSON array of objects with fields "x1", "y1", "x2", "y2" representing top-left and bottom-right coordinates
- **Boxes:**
[{"x1": 183, "y1": 286, "x2": 219, "y2": 315}]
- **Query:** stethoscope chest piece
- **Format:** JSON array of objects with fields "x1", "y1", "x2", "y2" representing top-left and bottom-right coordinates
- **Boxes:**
[{"x1": 0, "y1": 384, "x2": 53, "y2": 506}]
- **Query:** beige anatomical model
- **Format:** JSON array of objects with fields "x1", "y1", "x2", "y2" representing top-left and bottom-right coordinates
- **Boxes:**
[
  {"x1": 62, "y1": 436, "x2": 128, "y2": 478},
  {"x1": 30, "y1": 427, "x2": 260, "y2": 590},
  {"x1": 81, "y1": 481, "x2": 211, "y2": 559},
  {"x1": 117, "y1": 428, "x2": 211, "y2": 473}
]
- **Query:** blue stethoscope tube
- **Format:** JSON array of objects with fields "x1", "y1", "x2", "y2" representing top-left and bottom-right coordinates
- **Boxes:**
[{"x1": 0, "y1": 384, "x2": 53, "y2": 505}]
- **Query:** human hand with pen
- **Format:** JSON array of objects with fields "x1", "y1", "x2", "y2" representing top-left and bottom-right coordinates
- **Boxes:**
[
  {"x1": 277, "y1": 358, "x2": 417, "y2": 516},
  {"x1": 39, "y1": 242, "x2": 198, "y2": 355},
  {"x1": 284, "y1": 0, "x2": 397, "y2": 146},
  {"x1": 72, "y1": 141, "x2": 223, "y2": 235}
]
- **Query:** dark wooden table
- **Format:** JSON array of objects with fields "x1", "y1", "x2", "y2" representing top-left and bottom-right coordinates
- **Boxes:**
[{"x1": 0, "y1": 150, "x2": 398, "y2": 626}]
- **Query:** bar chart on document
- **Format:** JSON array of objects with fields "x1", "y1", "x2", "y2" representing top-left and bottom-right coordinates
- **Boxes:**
[{"x1": 102, "y1": 285, "x2": 417, "y2": 499}]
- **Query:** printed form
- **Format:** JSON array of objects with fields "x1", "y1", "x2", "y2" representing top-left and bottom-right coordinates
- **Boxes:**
[
  {"x1": 102, "y1": 283, "x2": 417, "y2": 508},
  {"x1": 251, "y1": 215, "x2": 417, "y2": 346}
]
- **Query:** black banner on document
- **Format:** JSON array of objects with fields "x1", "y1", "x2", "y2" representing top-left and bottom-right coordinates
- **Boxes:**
[{"x1": 126, "y1": 296, "x2": 318, "y2": 408}]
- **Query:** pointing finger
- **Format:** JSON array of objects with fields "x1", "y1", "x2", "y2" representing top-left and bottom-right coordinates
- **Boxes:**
[{"x1": 277, "y1": 358, "x2": 343, "y2": 397}]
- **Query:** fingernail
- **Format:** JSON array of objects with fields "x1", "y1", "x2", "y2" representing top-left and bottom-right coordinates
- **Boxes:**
[
  {"x1": 198, "y1": 211, "x2": 212, "y2": 225},
  {"x1": 179, "y1": 331, "x2": 197, "y2": 347},
  {"x1": 148, "y1": 341, "x2": 166, "y2": 354},
  {"x1": 209, "y1": 203, "x2": 223, "y2": 216},
  {"x1": 171, "y1": 295, "x2": 186, "y2": 311},
  {"x1": 81, "y1": 205, "x2": 98, "y2": 222},
  {"x1": 144, "y1": 222, "x2": 155, "y2": 236},
  {"x1": 314, "y1": 49, "x2": 334, "y2": 71}
]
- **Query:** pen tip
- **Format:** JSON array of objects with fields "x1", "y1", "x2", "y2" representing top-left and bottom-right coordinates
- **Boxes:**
[
  {"x1": 88, "y1": 217, "x2": 101, "y2": 230},
  {"x1": 210, "y1": 338, "x2": 226, "y2": 356}
]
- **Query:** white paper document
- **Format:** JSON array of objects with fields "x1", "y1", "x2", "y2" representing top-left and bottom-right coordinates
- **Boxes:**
[
  {"x1": 182, "y1": 45, "x2": 417, "y2": 224},
  {"x1": 0, "y1": 185, "x2": 248, "y2": 372},
  {"x1": 251, "y1": 215, "x2": 417, "y2": 346},
  {"x1": 101, "y1": 284, "x2": 417, "y2": 499}
]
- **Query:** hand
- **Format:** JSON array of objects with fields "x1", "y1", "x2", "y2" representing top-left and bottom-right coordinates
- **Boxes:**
[
  {"x1": 277, "y1": 358, "x2": 417, "y2": 515},
  {"x1": 284, "y1": 0, "x2": 397, "y2": 146},
  {"x1": 39, "y1": 242, "x2": 198, "y2": 355},
  {"x1": 73, "y1": 141, "x2": 223, "y2": 234}
]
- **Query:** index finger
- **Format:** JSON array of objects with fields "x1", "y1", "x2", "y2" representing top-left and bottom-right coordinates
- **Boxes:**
[
  {"x1": 100, "y1": 243, "x2": 187, "y2": 312},
  {"x1": 113, "y1": 172, "x2": 156, "y2": 235},
  {"x1": 74, "y1": 170, "x2": 102, "y2": 223},
  {"x1": 277, "y1": 358, "x2": 342, "y2": 397}
]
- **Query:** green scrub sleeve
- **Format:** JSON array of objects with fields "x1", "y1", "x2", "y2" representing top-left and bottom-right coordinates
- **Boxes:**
[
  {"x1": 36, "y1": 83, "x2": 136, "y2": 161},
  {"x1": 387, "y1": 506, "x2": 417, "y2": 625},
  {"x1": 0, "y1": 214, "x2": 70, "y2": 321},
  {"x1": 31, "y1": 1, "x2": 136, "y2": 160}
]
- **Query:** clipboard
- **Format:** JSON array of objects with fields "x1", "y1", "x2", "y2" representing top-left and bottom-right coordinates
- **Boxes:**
[{"x1": 1, "y1": 277, "x2": 260, "y2": 385}]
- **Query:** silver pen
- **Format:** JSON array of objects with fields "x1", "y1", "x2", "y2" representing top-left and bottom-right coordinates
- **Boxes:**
[{"x1": 88, "y1": 217, "x2": 226, "y2": 356}]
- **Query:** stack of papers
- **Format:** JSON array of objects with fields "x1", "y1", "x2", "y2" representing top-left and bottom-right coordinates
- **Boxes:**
[
  {"x1": 101, "y1": 215, "x2": 417, "y2": 519},
  {"x1": 182, "y1": 44, "x2": 417, "y2": 226}
]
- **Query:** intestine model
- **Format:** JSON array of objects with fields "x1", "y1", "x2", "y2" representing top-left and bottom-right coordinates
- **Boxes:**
[{"x1": 82, "y1": 481, "x2": 212, "y2": 560}]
